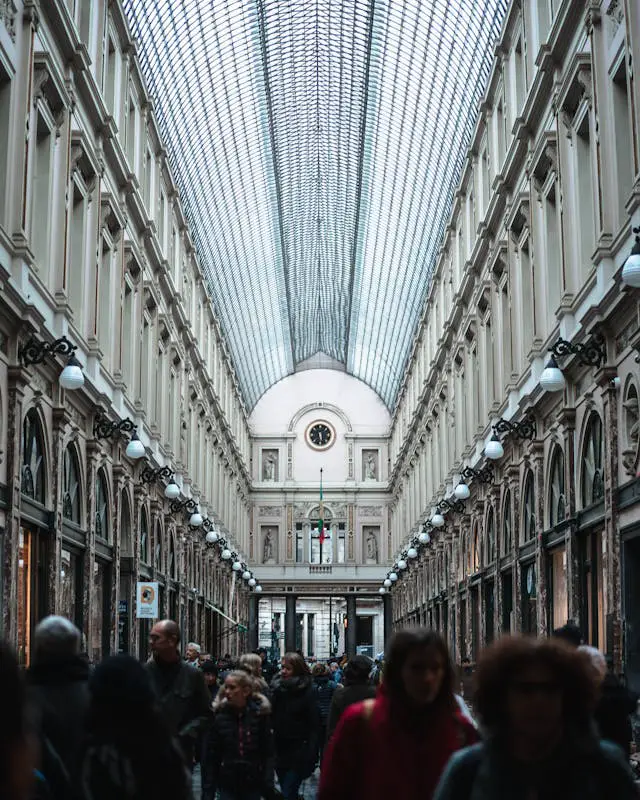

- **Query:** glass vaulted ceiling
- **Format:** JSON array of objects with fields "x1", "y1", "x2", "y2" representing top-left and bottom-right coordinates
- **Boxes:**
[{"x1": 124, "y1": 0, "x2": 508, "y2": 410}]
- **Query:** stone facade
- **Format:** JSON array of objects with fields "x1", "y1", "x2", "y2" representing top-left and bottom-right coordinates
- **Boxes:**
[{"x1": 387, "y1": 0, "x2": 640, "y2": 686}]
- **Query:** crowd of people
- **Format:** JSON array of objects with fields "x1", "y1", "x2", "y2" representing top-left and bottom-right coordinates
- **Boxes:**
[{"x1": 1, "y1": 616, "x2": 640, "y2": 799}]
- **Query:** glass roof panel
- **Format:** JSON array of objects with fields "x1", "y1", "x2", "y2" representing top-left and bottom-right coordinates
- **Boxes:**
[{"x1": 124, "y1": 0, "x2": 507, "y2": 410}]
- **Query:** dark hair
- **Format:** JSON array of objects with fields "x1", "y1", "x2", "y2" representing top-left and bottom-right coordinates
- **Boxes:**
[
  {"x1": 0, "y1": 641, "x2": 27, "y2": 793},
  {"x1": 343, "y1": 655, "x2": 373, "y2": 687},
  {"x1": 201, "y1": 660, "x2": 219, "y2": 676},
  {"x1": 474, "y1": 636, "x2": 597, "y2": 735},
  {"x1": 384, "y1": 629, "x2": 454, "y2": 707},
  {"x1": 283, "y1": 651, "x2": 310, "y2": 676},
  {"x1": 552, "y1": 623, "x2": 582, "y2": 648}
]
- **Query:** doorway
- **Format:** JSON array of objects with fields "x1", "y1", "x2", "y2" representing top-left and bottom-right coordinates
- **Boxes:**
[{"x1": 356, "y1": 615, "x2": 373, "y2": 657}]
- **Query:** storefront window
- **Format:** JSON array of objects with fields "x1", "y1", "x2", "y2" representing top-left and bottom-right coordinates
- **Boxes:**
[
  {"x1": 502, "y1": 490, "x2": 512, "y2": 554},
  {"x1": 522, "y1": 471, "x2": 536, "y2": 542},
  {"x1": 582, "y1": 413, "x2": 604, "y2": 507},
  {"x1": 63, "y1": 446, "x2": 81, "y2": 523},
  {"x1": 95, "y1": 470, "x2": 110, "y2": 541},
  {"x1": 92, "y1": 561, "x2": 105, "y2": 662},
  {"x1": 551, "y1": 548, "x2": 567, "y2": 629},
  {"x1": 22, "y1": 410, "x2": 46, "y2": 503},
  {"x1": 17, "y1": 529, "x2": 32, "y2": 665},
  {"x1": 549, "y1": 446, "x2": 565, "y2": 527},
  {"x1": 60, "y1": 548, "x2": 78, "y2": 623}
]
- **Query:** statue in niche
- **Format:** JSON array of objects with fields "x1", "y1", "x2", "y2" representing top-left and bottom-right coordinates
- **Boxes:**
[
  {"x1": 363, "y1": 451, "x2": 377, "y2": 480},
  {"x1": 263, "y1": 529, "x2": 275, "y2": 563},
  {"x1": 263, "y1": 451, "x2": 278, "y2": 482},
  {"x1": 365, "y1": 528, "x2": 379, "y2": 564}
]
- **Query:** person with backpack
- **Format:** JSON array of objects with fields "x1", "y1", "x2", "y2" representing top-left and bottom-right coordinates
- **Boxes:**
[
  {"x1": 319, "y1": 630, "x2": 477, "y2": 800},
  {"x1": 310, "y1": 664, "x2": 338, "y2": 759},
  {"x1": 434, "y1": 636, "x2": 638, "y2": 800}
]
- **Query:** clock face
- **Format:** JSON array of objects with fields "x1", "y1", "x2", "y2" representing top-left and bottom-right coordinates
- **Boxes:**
[{"x1": 307, "y1": 421, "x2": 334, "y2": 450}]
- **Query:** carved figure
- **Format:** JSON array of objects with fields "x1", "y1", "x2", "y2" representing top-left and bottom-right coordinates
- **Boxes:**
[
  {"x1": 366, "y1": 530, "x2": 378, "y2": 563},
  {"x1": 263, "y1": 530, "x2": 274, "y2": 563},
  {"x1": 365, "y1": 452, "x2": 377, "y2": 480},
  {"x1": 263, "y1": 452, "x2": 276, "y2": 481}
]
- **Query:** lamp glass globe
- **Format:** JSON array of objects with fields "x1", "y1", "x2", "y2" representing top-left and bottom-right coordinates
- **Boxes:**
[
  {"x1": 164, "y1": 481, "x2": 180, "y2": 500},
  {"x1": 397, "y1": 559, "x2": 407, "y2": 570},
  {"x1": 221, "y1": 548, "x2": 232, "y2": 560},
  {"x1": 232, "y1": 561, "x2": 242, "y2": 571},
  {"x1": 389, "y1": 572, "x2": 398, "y2": 582},
  {"x1": 379, "y1": 587, "x2": 387, "y2": 594},
  {"x1": 255, "y1": 585, "x2": 263, "y2": 593},
  {"x1": 383, "y1": 578, "x2": 392, "y2": 587},
  {"x1": 431, "y1": 513, "x2": 445, "y2": 528},
  {"x1": 59, "y1": 359, "x2": 84, "y2": 390},
  {"x1": 189, "y1": 512, "x2": 203, "y2": 528},
  {"x1": 125, "y1": 435, "x2": 146, "y2": 460},
  {"x1": 242, "y1": 570, "x2": 251, "y2": 580},
  {"x1": 248, "y1": 578, "x2": 256, "y2": 587},
  {"x1": 419, "y1": 531, "x2": 430, "y2": 545},
  {"x1": 485, "y1": 437, "x2": 504, "y2": 460},
  {"x1": 407, "y1": 547, "x2": 418, "y2": 559},
  {"x1": 622, "y1": 252, "x2": 640, "y2": 288},
  {"x1": 540, "y1": 364, "x2": 566, "y2": 393},
  {"x1": 205, "y1": 530, "x2": 217, "y2": 544},
  {"x1": 454, "y1": 481, "x2": 470, "y2": 500}
]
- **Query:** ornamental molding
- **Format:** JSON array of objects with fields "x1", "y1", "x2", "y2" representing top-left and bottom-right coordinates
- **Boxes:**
[
  {"x1": 287, "y1": 402, "x2": 352, "y2": 433},
  {"x1": 258, "y1": 505, "x2": 282, "y2": 517}
]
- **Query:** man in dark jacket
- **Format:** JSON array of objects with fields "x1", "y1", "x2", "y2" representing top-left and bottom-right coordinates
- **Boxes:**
[
  {"x1": 326, "y1": 655, "x2": 376, "y2": 740},
  {"x1": 311, "y1": 664, "x2": 337, "y2": 760},
  {"x1": 27, "y1": 616, "x2": 91, "y2": 799},
  {"x1": 147, "y1": 620, "x2": 212, "y2": 767}
]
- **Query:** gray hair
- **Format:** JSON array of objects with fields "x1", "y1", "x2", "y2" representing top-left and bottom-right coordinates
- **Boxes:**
[
  {"x1": 187, "y1": 642, "x2": 201, "y2": 654},
  {"x1": 33, "y1": 616, "x2": 82, "y2": 665}
]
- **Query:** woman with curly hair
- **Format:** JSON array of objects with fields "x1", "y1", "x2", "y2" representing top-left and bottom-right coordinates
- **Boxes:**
[
  {"x1": 434, "y1": 636, "x2": 638, "y2": 799},
  {"x1": 319, "y1": 630, "x2": 477, "y2": 800}
]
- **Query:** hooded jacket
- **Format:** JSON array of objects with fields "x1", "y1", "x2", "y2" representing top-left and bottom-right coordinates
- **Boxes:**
[
  {"x1": 270, "y1": 674, "x2": 320, "y2": 775},
  {"x1": 312, "y1": 674, "x2": 338, "y2": 724},
  {"x1": 202, "y1": 693, "x2": 274, "y2": 800}
]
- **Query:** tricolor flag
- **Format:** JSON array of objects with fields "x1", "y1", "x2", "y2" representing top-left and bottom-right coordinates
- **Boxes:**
[{"x1": 318, "y1": 468, "x2": 326, "y2": 545}]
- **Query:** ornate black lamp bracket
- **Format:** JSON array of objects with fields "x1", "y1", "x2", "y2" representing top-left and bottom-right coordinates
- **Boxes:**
[
  {"x1": 494, "y1": 415, "x2": 537, "y2": 440},
  {"x1": 140, "y1": 464, "x2": 173, "y2": 484},
  {"x1": 19, "y1": 335, "x2": 77, "y2": 366},
  {"x1": 169, "y1": 497, "x2": 198, "y2": 516},
  {"x1": 93, "y1": 412, "x2": 136, "y2": 440},
  {"x1": 549, "y1": 333, "x2": 606, "y2": 368},
  {"x1": 461, "y1": 464, "x2": 494, "y2": 483},
  {"x1": 438, "y1": 497, "x2": 466, "y2": 514}
]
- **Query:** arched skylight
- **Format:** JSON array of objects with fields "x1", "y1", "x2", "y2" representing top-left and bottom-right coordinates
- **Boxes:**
[{"x1": 124, "y1": 0, "x2": 507, "y2": 409}]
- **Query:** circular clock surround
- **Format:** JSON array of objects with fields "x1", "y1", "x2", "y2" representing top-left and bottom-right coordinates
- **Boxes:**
[{"x1": 305, "y1": 419, "x2": 336, "y2": 451}]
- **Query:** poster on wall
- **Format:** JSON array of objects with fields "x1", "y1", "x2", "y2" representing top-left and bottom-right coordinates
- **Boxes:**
[{"x1": 136, "y1": 582, "x2": 159, "y2": 619}]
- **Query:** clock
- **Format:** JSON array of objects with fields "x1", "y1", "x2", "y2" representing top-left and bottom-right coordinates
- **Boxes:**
[{"x1": 306, "y1": 420, "x2": 335, "y2": 450}]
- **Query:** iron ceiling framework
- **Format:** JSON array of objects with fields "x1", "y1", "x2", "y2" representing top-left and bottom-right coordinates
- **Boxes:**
[{"x1": 124, "y1": 0, "x2": 508, "y2": 410}]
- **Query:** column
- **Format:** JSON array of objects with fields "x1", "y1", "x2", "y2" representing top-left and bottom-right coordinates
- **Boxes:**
[
  {"x1": 383, "y1": 594, "x2": 393, "y2": 648},
  {"x1": 248, "y1": 594, "x2": 259, "y2": 651},
  {"x1": 346, "y1": 595, "x2": 357, "y2": 658},
  {"x1": 284, "y1": 594, "x2": 297, "y2": 653}
]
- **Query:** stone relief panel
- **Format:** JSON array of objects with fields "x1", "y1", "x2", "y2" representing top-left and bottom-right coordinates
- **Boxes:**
[
  {"x1": 362, "y1": 449, "x2": 379, "y2": 481},
  {"x1": 363, "y1": 525, "x2": 380, "y2": 564},
  {"x1": 261, "y1": 449, "x2": 279, "y2": 481},
  {"x1": 258, "y1": 505, "x2": 282, "y2": 517},
  {"x1": 359, "y1": 505, "x2": 383, "y2": 517},
  {"x1": 261, "y1": 525, "x2": 278, "y2": 564}
]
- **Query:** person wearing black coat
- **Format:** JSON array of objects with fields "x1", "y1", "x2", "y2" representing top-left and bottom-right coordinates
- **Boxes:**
[
  {"x1": 203, "y1": 670, "x2": 275, "y2": 800},
  {"x1": 271, "y1": 653, "x2": 320, "y2": 800},
  {"x1": 326, "y1": 655, "x2": 376, "y2": 741},
  {"x1": 311, "y1": 664, "x2": 337, "y2": 761}
]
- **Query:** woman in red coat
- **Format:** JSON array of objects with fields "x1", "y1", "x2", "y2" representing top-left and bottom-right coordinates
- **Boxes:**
[{"x1": 319, "y1": 629, "x2": 478, "y2": 800}]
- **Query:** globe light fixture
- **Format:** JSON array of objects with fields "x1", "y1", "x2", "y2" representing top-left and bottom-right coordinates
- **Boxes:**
[
  {"x1": 389, "y1": 572, "x2": 398, "y2": 582},
  {"x1": 454, "y1": 480, "x2": 470, "y2": 500},
  {"x1": 248, "y1": 577, "x2": 257, "y2": 587},
  {"x1": 232, "y1": 561, "x2": 242, "y2": 571},
  {"x1": 379, "y1": 587, "x2": 387, "y2": 594},
  {"x1": 384, "y1": 578, "x2": 392, "y2": 587},
  {"x1": 242, "y1": 570, "x2": 251, "y2": 580},
  {"x1": 484, "y1": 434, "x2": 504, "y2": 461},
  {"x1": 622, "y1": 227, "x2": 640, "y2": 287},
  {"x1": 59, "y1": 355, "x2": 85, "y2": 390},
  {"x1": 221, "y1": 548, "x2": 232, "y2": 560},
  {"x1": 125, "y1": 433, "x2": 146, "y2": 460},
  {"x1": 540, "y1": 356, "x2": 566, "y2": 393},
  {"x1": 189, "y1": 511, "x2": 203, "y2": 528},
  {"x1": 431, "y1": 512, "x2": 445, "y2": 528},
  {"x1": 205, "y1": 530, "x2": 217, "y2": 544},
  {"x1": 407, "y1": 547, "x2": 418, "y2": 559},
  {"x1": 397, "y1": 559, "x2": 407, "y2": 570},
  {"x1": 255, "y1": 585, "x2": 263, "y2": 593},
  {"x1": 164, "y1": 481, "x2": 181, "y2": 500},
  {"x1": 419, "y1": 531, "x2": 430, "y2": 545}
]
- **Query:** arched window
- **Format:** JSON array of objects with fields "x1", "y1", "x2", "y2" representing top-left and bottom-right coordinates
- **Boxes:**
[
  {"x1": 522, "y1": 471, "x2": 536, "y2": 542},
  {"x1": 120, "y1": 492, "x2": 132, "y2": 556},
  {"x1": 22, "y1": 410, "x2": 46, "y2": 503},
  {"x1": 63, "y1": 445, "x2": 81, "y2": 523},
  {"x1": 502, "y1": 490, "x2": 512, "y2": 554},
  {"x1": 471, "y1": 523, "x2": 480, "y2": 573},
  {"x1": 548, "y1": 446, "x2": 565, "y2": 527},
  {"x1": 486, "y1": 507, "x2": 496, "y2": 564},
  {"x1": 581, "y1": 412, "x2": 604, "y2": 507},
  {"x1": 155, "y1": 521, "x2": 163, "y2": 572},
  {"x1": 168, "y1": 532, "x2": 177, "y2": 580},
  {"x1": 95, "y1": 469, "x2": 110, "y2": 541},
  {"x1": 140, "y1": 508, "x2": 149, "y2": 563}
]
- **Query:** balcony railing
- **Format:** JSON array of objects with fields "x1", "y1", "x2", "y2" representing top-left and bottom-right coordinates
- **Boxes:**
[{"x1": 309, "y1": 565, "x2": 332, "y2": 574}]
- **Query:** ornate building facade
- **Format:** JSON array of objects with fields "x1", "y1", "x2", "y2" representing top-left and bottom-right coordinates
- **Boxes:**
[{"x1": 387, "y1": 0, "x2": 640, "y2": 688}]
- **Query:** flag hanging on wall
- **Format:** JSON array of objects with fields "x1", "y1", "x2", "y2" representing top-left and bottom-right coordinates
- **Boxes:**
[{"x1": 318, "y1": 468, "x2": 325, "y2": 544}]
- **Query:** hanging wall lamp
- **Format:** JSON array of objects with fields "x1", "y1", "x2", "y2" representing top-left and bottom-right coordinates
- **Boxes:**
[{"x1": 540, "y1": 333, "x2": 606, "y2": 393}]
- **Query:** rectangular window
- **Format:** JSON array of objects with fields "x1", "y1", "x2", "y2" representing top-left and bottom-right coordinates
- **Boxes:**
[
  {"x1": 295, "y1": 523, "x2": 304, "y2": 563},
  {"x1": 122, "y1": 283, "x2": 133, "y2": 387},
  {"x1": 68, "y1": 183, "x2": 86, "y2": 329},
  {"x1": 0, "y1": 69, "x2": 11, "y2": 222},
  {"x1": 575, "y1": 115, "x2": 596, "y2": 280},
  {"x1": 126, "y1": 96, "x2": 136, "y2": 169},
  {"x1": 141, "y1": 318, "x2": 150, "y2": 405},
  {"x1": 518, "y1": 239, "x2": 534, "y2": 360},
  {"x1": 104, "y1": 37, "x2": 117, "y2": 113},
  {"x1": 98, "y1": 240, "x2": 113, "y2": 370},
  {"x1": 31, "y1": 113, "x2": 53, "y2": 276},
  {"x1": 543, "y1": 182, "x2": 561, "y2": 328},
  {"x1": 612, "y1": 61, "x2": 633, "y2": 226}
]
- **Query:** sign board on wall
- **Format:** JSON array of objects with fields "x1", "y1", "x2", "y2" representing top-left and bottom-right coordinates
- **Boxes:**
[{"x1": 136, "y1": 582, "x2": 159, "y2": 619}]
